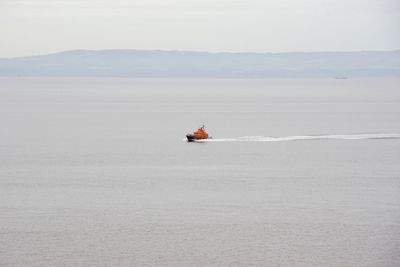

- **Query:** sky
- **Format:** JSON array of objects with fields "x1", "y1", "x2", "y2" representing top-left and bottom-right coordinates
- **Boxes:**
[{"x1": 0, "y1": 0, "x2": 399, "y2": 57}]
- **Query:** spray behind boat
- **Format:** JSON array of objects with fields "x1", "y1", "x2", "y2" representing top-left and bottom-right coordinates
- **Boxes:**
[{"x1": 186, "y1": 125, "x2": 212, "y2": 142}]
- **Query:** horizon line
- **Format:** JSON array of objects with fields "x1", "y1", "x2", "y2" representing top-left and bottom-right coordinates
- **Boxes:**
[{"x1": 2, "y1": 48, "x2": 400, "y2": 60}]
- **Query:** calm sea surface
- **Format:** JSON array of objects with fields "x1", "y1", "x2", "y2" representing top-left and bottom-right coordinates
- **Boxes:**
[{"x1": 1, "y1": 78, "x2": 400, "y2": 266}]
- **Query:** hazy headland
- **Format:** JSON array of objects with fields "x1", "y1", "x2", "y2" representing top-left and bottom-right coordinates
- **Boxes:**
[{"x1": 1, "y1": 49, "x2": 399, "y2": 78}]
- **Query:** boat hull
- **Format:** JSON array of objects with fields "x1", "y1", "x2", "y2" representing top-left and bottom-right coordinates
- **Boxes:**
[{"x1": 186, "y1": 134, "x2": 208, "y2": 142}]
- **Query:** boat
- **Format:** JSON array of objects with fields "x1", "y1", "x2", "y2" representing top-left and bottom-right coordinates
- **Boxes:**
[{"x1": 186, "y1": 125, "x2": 210, "y2": 142}]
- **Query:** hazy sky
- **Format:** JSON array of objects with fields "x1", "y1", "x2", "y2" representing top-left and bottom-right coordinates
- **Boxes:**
[{"x1": 0, "y1": 0, "x2": 399, "y2": 57}]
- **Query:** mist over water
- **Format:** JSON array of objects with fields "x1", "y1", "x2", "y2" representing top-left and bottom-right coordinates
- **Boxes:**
[{"x1": 1, "y1": 78, "x2": 400, "y2": 267}]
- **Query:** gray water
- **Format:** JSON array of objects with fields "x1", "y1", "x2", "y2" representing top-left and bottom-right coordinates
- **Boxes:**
[{"x1": 1, "y1": 78, "x2": 400, "y2": 267}]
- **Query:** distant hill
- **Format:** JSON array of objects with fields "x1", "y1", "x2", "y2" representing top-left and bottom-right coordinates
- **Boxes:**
[{"x1": 0, "y1": 49, "x2": 399, "y2": 78}]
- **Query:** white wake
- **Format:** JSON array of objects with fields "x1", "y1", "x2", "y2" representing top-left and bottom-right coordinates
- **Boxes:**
[{"x1": 189, "y1": 133, "x2": 400, "y2": 142}]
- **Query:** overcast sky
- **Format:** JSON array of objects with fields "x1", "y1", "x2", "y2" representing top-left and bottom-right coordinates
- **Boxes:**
[{"x1": 0, "y1": 0, "x2": 399, "y2": 57}]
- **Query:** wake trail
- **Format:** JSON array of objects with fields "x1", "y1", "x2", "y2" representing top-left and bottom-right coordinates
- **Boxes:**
[{"x1": 191, "y1": 133, "x2": 400, "y2": 142}]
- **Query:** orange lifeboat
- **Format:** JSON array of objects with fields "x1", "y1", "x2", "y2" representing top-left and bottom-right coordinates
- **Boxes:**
[{"x1": 186, "y1": 125, "x2": 210, "y2": 142}]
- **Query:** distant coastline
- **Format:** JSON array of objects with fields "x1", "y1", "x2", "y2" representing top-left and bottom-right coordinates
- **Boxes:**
[{"x1": 0, "y1": 49, "x2": 399, "y2": 78}]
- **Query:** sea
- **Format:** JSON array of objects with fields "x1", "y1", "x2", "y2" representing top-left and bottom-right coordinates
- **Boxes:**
[{"x1": 1, "y1": 77, "x2": 399, "y2": 266}]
